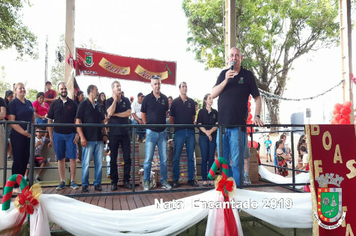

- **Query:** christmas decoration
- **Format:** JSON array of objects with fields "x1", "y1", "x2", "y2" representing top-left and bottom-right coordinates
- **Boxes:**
[{"x1": 331, "y1": 101, "x2": 352, "y2": 124}]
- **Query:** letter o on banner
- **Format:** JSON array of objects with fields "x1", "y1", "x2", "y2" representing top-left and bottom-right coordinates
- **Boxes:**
[{"x1": 322, "y1": 131, "x2": 332, "y2": 151}]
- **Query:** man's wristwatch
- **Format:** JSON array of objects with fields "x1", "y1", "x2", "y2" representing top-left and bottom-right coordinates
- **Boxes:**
[{"x1": 255, "y1": 115, "x2": 260, "y2": 119}]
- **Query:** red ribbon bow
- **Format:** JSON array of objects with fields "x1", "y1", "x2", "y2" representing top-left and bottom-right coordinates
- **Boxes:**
[{"x1": 217, "y1": 177, "x2": 234, "y2": 200}]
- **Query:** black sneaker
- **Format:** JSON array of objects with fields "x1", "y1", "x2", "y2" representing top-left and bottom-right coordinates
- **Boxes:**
[
  {"x1": 172, "y1": 180, "x2": 179, "y2": 188},
  {"x1": 82, "y1": 185, "x2": 89, "y2": 192},
  {"x1": 124, "y1": 181, "x2": 132, "y2": 189},
  {"x1": 94, "y1": 185, "x2": 102, "y2": 191},
  {"x1": 111, "y1": 183, "x2": 117, "y2": 191},
  {"x1": 188, "y1": 180, "x2": 199, "y2": 187}
]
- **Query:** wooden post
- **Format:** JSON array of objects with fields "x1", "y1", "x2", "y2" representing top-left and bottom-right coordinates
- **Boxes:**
[
  {"x1": 346, "y1": 0, "x2": 354, "y2": 123},
  {"x1": 339, "y1": 0, "x2": 346, "y2": 101},
  {"x1": 44, "y1": 35, "x2": 48, "y2": 92},
  {"x1": 225, "y1": 0, "x2": 236, "y2": 67},
  {"x1": 65, "y1": 0, "x2": 75, "y2": 99}
]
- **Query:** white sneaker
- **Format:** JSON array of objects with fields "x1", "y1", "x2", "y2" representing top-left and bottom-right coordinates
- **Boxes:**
[
  {"x1": 161, "y1": 180, "x2": 172, "y2": 190},
  {"x1": 244, "y1": 174, "x2": 252, "y2": 185},
  {"x1": 143, "y1": 180, "x2": 150, "y2": 191}
]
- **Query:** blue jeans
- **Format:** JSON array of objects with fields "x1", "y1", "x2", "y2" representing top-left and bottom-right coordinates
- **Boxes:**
[
  {"x1": 132, "y1": 119, "x2": 145, "y2": 140},
  {"x1": 199, "y1": 134, "x2": 216, "y2": 181},
  {"x1": 166, "y1": 118, "x2": 173, "y2": 139},
  {"x1": 173, "y1": 129, "x2": 196, "y2": 181},
  {"x1": 143, "y1": 129, "x2": 168, "y2": 183},
  {"x1": 36, "y1": 117, "x2": 48, "y2": 124},
  {"x1": 217, "y1": 128, "x2": 246, "y2": 187},
  {"x1": 81, "y1": 141, "x2": 103, "y2": 186}
]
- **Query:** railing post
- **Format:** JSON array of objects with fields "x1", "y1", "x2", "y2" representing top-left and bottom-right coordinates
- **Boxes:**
[
  {"x1": 239, "y1": 127, "x2": 243, "y2": 188},
  {"x1": 28, "y1": 124, "x2": 36, "y2": 187},
  {"x1": 290, "y1": 130, "x2": 296, "y2": 190},
  {"x1": 250, "y1": 127, "x2": 253, "y2": 143},
  {"x1": 2, "y1": 122, "x2": 8, "y2": 188},
  {"x1": 131, "y1": 125, "x2": 136, "y2": 192},
  {"x1": 218, "y1": 125, "x2": 224, "y2": 158}
]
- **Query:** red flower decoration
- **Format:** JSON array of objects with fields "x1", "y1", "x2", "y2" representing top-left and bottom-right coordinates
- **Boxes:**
[
  {"x1": 17, "y1": 189, "x2": 39, "y2": 214},
  {"x1": 217, "y1": 177, "x2": 234, "y2": 200}
]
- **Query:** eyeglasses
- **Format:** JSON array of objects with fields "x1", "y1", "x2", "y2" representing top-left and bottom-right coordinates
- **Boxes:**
[{"x1": 151, "y1": 75, "x2": 161, "y2": 80}]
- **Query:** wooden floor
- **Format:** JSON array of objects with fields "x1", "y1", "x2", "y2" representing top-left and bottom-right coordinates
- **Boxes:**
[
  {"x1": 38, "y1": 178, "x2": 297, "y2": 210},
  {"x1": 42, "y1": 183, "x2": 210, "y2": 211}
]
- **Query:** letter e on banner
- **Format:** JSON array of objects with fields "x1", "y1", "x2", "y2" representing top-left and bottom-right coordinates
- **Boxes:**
[{"x1": 314, "y1": 160, "x2": 323, "y2": 178}]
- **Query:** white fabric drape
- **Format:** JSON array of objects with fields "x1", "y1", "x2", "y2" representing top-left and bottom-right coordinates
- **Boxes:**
[
  {"x1": 233, "y1": 189, "x2": 312, "y2": 228},
  {"x1": 0, "y1": 205, "x2": 27, "y2": 231},
  {"x1": 0, "y1": 166, "x2": 313, "y2": 235},
  {"x1": 258, "y1": 165, "x2": 310, "y2": 186},
  {"x1": 1, "y1": 189, "x2": 312, "y2": 235},
  {"x1": 205, "y1": 191, "x2": 244, "y2": 236}
]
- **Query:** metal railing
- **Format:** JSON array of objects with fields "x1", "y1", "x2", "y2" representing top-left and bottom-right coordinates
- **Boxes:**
[{"x1": 1, "y1": 121, "x2": 308, "y2": 197}]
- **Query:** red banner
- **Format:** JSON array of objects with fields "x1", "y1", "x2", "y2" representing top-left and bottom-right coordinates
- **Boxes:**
[
  {"x1": 76, "y1": 48, "x2": 176, "y2": 85},
  {"x1": 306, "y1": 125, "x2": 356, "y2": 235}
]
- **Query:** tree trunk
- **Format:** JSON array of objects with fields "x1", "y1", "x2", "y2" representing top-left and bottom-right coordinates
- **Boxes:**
[{"x1": 265, "y1": 98, "x2": 280, "y2": 130}]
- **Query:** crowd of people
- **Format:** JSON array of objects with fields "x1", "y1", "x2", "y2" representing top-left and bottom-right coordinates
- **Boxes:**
[
  {"x1": 260, "y1": 133, "x2": 308, "y2": 178},
  {"x1": 0, "y1": 47, "x2": 278, "y2": 192}
]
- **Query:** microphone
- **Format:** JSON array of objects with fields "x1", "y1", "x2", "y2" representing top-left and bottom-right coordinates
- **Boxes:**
[
  {"x1": 228, "y1": 61, "x2": 236, "y2": 82},
  {"x1": 230, "y1": 61, "x2": 236, "y2": 71}
]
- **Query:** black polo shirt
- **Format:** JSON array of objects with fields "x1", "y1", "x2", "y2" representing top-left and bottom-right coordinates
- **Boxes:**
[
  {"x1": 170, "y1": 96, "x2": 196, "y2": 133},
  {"x1": 197, "y1": 108, "x2": 219, "y2": 136},
  {"x1": 7, "y1": 98, "x2": 34, "y2": 130},
  {"x1": 76, "y1": 100, "x2": 105, "y2": 141},
  {"x1": 106, "y1": 96, "x2": 130, "y2": 135},
  {"x1": 141, "y1": 91, "x2": 168, "y2": 132},
  {"x1": 47, "y1": 97, "x2": 77, "y2": 134},
  {"x1": 215, "y1": 67, "x2": 260, "y2": 132}
]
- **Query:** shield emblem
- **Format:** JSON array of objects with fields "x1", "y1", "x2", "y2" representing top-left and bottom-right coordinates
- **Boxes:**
[
  {"x1": 84, "y1": 53, "x2": 94, "y2": 67},
  {"x1": 86, "y1": 55, "x2": 92, "y2": 65},
  {"x1": 318, "y1": 188, "x2": 342, "y2": 223},
  {"x1": 85, "y1": 55, "x2": 93, "y2": 67}
]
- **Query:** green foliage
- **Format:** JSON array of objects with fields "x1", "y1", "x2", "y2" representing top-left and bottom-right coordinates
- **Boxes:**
[
  {"x1": 0, "y1": 66, "x2": 11, "y2": 98},
  {"x1": 183, "y1": 0, "x2": 225, "y2": 69},
  {"x1": 26, "y1": 87, "x2": 37, "y2": 101},
  {"x1": 193, "y1": 98, "x2": 203, "y2": 109},
  {"x1": 0, "y1": 0, "x2": 38, "y2": 59},
  {"x1": 50, "y1": 35, "x2": 99, "y2": 87},
  {"x1": 183, "y1": 0, "x2": 340, "y2": 124}
]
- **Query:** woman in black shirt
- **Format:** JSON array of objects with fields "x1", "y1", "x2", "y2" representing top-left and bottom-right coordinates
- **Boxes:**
[{"x1": 197, "y1": 93, "x2": 218, "y2": 186}]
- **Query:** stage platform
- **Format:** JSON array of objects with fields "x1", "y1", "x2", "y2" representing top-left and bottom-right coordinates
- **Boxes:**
[{"x1": 25, "y1": 180, "x2": 302, "y2": 235}]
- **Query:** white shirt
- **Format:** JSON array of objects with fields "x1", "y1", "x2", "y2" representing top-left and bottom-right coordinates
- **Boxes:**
[
  {"x1": 35, "y1": 136, "x2": 49, "y2": 156},
  {"x1": 131, "y1": 101, "x2": 142, "y2": 119},
  {"x1": 302, "y1": 154, "x2": 309, "y2": 165}
]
